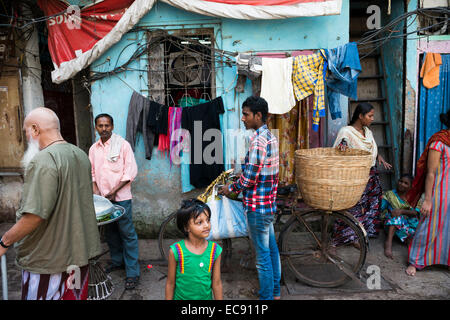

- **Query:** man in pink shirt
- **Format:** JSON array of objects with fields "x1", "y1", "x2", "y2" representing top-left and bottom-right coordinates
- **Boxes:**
[{"x1": 89, "y1": 113, "x2": 140, "y2": 290}]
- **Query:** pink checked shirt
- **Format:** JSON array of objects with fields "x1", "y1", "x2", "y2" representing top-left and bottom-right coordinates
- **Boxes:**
[{"x1": 88, "y1": 136, "x2": 138, "y2": 201}]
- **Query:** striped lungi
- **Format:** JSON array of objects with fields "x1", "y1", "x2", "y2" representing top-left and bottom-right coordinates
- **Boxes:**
[{"x1": 21, "y1": 264, "x2": 89, "y2": 300}]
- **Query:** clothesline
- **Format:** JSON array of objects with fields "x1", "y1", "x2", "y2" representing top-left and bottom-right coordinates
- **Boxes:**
[{"x1": 235, "y1": 42, "x2": 361, "y2": 131}]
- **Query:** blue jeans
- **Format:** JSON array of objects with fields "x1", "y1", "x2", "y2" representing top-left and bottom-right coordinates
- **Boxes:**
[
  {"x1": 246, "y1": 211, "x2": 281, "y2": 300},
  {"x1": 105, "y1": 200, "x2": 140, "y2": 278}
]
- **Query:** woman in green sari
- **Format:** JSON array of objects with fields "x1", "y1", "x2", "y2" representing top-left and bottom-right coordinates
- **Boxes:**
[{"x1": 381, "y1": 175, "x2": 420, "y2": 259}]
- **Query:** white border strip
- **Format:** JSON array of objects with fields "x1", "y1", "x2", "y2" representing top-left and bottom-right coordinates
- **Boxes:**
[{"x1": 162, "y1": 0, "x2": 342, "y2": 20}]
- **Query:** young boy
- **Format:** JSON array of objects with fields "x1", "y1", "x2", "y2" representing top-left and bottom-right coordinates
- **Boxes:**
[{"x1": 381, "y1": 174, "x2": 420, "y2": 259}]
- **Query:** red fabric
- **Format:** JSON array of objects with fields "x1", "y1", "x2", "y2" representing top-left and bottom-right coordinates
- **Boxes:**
[
  {"x1": 61, "y1": 265, "x2": 89, "y2": 300},
  {"x1": 37, "y1": 0, "x2": 134, "y2": 67},
  {"x1": 204, "y1": 0, "x2": 325, "y2": 5},
  {"x1": 406, "y1": 130, "x2": 450, "y2": 207}
]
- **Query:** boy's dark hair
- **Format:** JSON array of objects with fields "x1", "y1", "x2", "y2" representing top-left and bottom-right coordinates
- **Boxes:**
[
  {"x1": 242, "y1": 96, "x2": 269, "y2": 123},
  {"x1": 95, "y1": 113, "x2": 114, "y2": 126},
  {"x1": 349, "y1": 102, "x2": 374, "y2": 125},
  {"x1": 400, "y1": 173, "x2": 414, "y2": 182},
  {"x1": 440, "y1": 110, "x2": 450, "y2": 128},
  {"x1": 176, "y1": 198, "x2": 211, "y2": 237}
]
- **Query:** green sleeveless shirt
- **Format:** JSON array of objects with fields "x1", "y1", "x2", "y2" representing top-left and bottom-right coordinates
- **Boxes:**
[{"x1": 170, "y1": 240, "x2": 222, "y2": 300}]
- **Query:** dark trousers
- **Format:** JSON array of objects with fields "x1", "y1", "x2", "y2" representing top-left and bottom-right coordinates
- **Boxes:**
[{"x1": 105, "y1": 200, "x2": 140, "y2": 278}]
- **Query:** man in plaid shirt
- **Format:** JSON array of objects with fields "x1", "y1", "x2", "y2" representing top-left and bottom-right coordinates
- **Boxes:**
[{"x1": 220, "y1": 96, "x2": 280, "y2": 300}]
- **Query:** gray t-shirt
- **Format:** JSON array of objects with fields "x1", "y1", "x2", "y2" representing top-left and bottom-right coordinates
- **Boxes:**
[{"x1": 15, "y1": 143, "x2": 102, "y2": 274}]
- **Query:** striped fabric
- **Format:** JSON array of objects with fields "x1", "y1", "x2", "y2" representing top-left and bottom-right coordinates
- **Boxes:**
[
  {"x1": 229, "y1": 124, "x2": 279, "y2": 215},
  {"x1": 175, "y1": 243, "x2": 185, "y2": 274},
  {"x1": 408, "y1": 141, "x2": 450, "y2": 269},
  {"x1": 208, "y1": 242, "x2": 218, "y2": 272},
  {"x1": 173, "y1": 241, "x2": 218, "y2": 274},
  {"x1": 292, "y1": 50, "x2": 326, "y2": 131},
  {"x1": 21, "y1": 265, "x2": 89, "y2": 300}
]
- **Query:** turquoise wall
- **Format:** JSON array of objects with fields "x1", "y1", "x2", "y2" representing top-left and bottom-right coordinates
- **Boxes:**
[
  {"x1": 89, "y1": 1, "x2": 350, "y2": 237},
  {"x1": 379, "y1": 0, "x2": 405, "y2": 181}
]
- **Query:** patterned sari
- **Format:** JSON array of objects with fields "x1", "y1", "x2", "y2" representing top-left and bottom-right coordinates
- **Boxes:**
[
  {"x1": 331, "y1": 126, "x2": 381, "y2": 245},
  {"x1": 408, "y1": 137, "x2": 450, "y2": 269},
  {"x1": 332, "y1": 167, "x2": 382, "y2": 246}
]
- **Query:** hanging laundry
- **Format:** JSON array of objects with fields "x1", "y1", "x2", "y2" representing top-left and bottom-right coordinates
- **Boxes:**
[
  {"x1": 420, "y1": 52, "x2": 442, "y2": 89},
  {"x1": 179, "y1": 96, "x2": 208, "y2": 193},
  {"x1": 168, "y1": 106, "x2": 183, "y2": 167},
  {"x1": 181, "y1": 97, "x2": 225, "y2": 189},
  {"x1": 158, "y1": 129, "x2": 170, "y2": 157},
  {"x1": 324, "y1": 42, "x2": 361, "y2": 120},
  {"x1": 125, "y1": 91, "x2": 156, "y2": 160},
  {"x1": 292, "y1": 50, "x2": 326, "y2": 131},
  {"x1": 235, "y1": 53, "x2": 263, "y2": 95},
  {"x1": 260, "y1": 57, "x2": 296, "y2": 114},
  {"x1": 147, "y1": 100, "x2": 169, "y2": 135}
]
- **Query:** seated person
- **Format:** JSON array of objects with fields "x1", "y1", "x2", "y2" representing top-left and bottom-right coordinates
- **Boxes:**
[{"x1": 381, "y1": 174, "x2": 420, "y2": 259}]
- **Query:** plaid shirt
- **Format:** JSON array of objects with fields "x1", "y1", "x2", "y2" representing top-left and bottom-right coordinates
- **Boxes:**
[
  {"x1": 229, "y1": 125, "x2": 279, "y2": 215},
  {"x1": 292, "y1": 50, "x2": 326, "y2": 131}
]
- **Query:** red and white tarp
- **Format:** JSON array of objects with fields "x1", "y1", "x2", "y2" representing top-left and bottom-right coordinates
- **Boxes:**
[{"x1": 38, "y1": 0, "x2": 342, "y2": 84}]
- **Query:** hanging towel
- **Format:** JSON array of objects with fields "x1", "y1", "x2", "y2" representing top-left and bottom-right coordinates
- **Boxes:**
[
  {"x1": 324, "y1": 42, "x2": 361, "y2": 120},
  {"x1": 168, "y1": 107, "x2": 183, "y2": 167},
  {"x1": 179, "y1": 97, "x2": 207, "y2": 193},
  {"x1": 158, "y1": 106, "x2": 172, "y2": 157},
  {"x1": 125, "y1": 91, "x2": 156, "y2": 160},
  {"x1": 147, "y1": 100, "x2": 169, "y2": 135},
  {"x1": 108, "y1": 133, "x2": 125, "y2": 162},
  {"x1": 292, "y1": 50, "x2": 326, "y2": 131},
  {"x1": 420, "y1": 52, "x2": 442, "y2": 89},
  {"x1": 260, "y1": 57, "x2": 296, "y2": 114},
  {"x1": 181, "y1": 97, "x2": 225, "y2": 189}
]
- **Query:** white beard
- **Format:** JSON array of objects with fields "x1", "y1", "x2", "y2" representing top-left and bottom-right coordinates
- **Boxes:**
[{"x1": 21, "y1": 137, "x2": 40, "y2": 170}]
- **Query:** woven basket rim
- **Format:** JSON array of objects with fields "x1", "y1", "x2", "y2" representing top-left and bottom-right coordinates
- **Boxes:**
[{"x1": 295, "y1": 147, "x2": 372, "y2": 158}]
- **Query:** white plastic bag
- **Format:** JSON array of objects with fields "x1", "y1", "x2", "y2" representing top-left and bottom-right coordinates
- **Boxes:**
[{"x1": 206, "y1": 189, "x2": 248, "y2": 240}]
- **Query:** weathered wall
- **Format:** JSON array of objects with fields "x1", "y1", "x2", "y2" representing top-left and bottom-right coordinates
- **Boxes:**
[
  {"x1": 379, "y1": 0, "x2": 405, "y2": 179},
  {"x1": 0, "y1": 176, "x2": 23, "y2": 223},
  {"x1": 89, "y1": 1, "x2": 350, "y2": 238}
]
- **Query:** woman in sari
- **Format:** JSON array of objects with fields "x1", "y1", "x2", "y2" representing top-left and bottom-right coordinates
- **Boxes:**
[
  {"x1": 332, "y1": 102, "x2": 392, "y2": 246},
  {"x1": 405, "y1": 110, "x2": 450, "y2": 276}
]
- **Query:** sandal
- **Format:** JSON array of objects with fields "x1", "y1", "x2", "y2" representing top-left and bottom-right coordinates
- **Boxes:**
[
  {"x1": 125, "y1": 276, "x2": 139, "y2": 290},
  {"x1": 104, "y1": 264, "x2": 124, "y2": 273}
]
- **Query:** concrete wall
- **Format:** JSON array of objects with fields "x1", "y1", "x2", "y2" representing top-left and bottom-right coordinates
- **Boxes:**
[
  {"x1": 0, "y1": 176, "x2": 23, "y2": 223},
  {"x1": 77, "y1": 1, "x2": 350, "y2": 237}
]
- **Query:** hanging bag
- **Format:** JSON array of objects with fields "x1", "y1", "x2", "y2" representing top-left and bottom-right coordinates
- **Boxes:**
[{"x1": 206, "y1": 188, "x2": 248, "y2": 240}]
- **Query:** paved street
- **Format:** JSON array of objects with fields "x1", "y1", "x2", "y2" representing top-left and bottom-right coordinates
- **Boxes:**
[{"x1": 0, "y1": 222, "x2": 449, "y2": 300}]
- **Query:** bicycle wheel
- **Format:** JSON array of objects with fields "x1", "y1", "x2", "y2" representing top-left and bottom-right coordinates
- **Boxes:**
[
  {"x1": 158, "y1": 211, "x2": 231, "y2": 265},
  {"x1": 279, "y1": 209, "x2": 367, "y2": 287}
]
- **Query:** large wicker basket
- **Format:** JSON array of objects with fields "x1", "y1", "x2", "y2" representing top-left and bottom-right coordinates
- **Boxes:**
[{"x1": 294, "y1": 148, "x2": 373, "y2": 211}]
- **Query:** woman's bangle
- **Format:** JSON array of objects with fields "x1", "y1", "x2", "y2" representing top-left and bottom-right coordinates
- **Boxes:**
[{"x1": 0, "y1": 238, "x2": 10, "y2": 249}]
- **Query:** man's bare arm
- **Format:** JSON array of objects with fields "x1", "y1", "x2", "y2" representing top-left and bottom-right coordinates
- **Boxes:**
[{"x1": 0, "y1": 213, "x2": 44, "y2": 257}]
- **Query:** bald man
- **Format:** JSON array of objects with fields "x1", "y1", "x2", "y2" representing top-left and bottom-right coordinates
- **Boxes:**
[{"x1": 0, "y1": 107, "x2": 102, "y2": 300}]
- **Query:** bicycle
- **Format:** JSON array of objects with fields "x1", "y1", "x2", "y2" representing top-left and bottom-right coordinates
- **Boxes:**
[{"x1": 157, "y1": 183, "x2": 369, "y2": 288}]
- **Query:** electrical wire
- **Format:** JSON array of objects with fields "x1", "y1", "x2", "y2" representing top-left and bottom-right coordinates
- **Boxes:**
[{"x1": 356, "y1": 7, "x2": 449, "y2": 59}]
